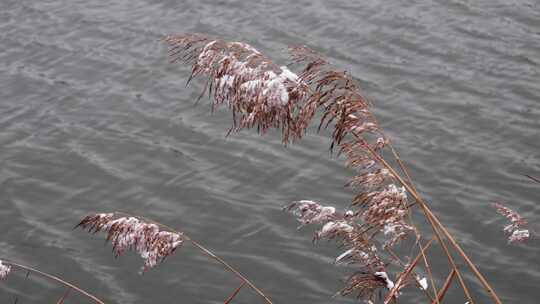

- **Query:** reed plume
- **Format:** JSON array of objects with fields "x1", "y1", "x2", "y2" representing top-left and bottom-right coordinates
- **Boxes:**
[
  {"x1": 76, "y1": 211, "x2": 274, "y2": 304},
  {"x1": 0, "y1": 260, "x2": 11, "y2": 280},
  {"x1": 491, "y1": 202, "x2": 530, "y2": 243},
  {"x1": 76, "y1": 213, "x2": 184, "y2": 272},
  {"x1": 165, "y1": 33, "x2": 504, "y2": 303}
]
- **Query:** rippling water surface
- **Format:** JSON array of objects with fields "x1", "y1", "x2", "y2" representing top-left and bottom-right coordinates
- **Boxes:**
[{"x1": 1, "y1": 0, "x2": 539, "y2": 303}]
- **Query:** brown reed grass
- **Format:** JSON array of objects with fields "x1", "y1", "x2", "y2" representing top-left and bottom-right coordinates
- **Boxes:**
[
  {"x1": 0, "y1": 258, "x2": 105, "y2": 303},
  {"x1": 76, "y1": 211, "x2": 274, "y2": 304},
  {"x1": 0, "y1": 33, "x2": 527, "y2": 304},
  {"x1": 76, "y1": 213, "x2": 185, "y2": 272},
  {"x1": 491, "y1": 202, "x2": 530, "y2": 243},
  {"x1": 164, "y1": 33, "x2": 504, "y2": 303}
]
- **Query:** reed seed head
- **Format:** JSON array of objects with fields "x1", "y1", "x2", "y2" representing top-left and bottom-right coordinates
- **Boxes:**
[
  {"x1": 0, "y1": 260, "x2": 11, "y2": 280},
  {"x1": 77, "y1": 213, "x2": 184, "y2": 272},
  {"x1": 285, "y1": 200, "x2": 337, "y2": 225},
  {"x1": 491, "y1": 202, "x2": 530, "y2": 244},
  {"x1": 339, "y1": 271, "x2": 391, "y2": 301}
]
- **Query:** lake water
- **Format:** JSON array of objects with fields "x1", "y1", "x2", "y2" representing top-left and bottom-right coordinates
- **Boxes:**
[{"x1": 1, "y1": 0, "x2": 539, "y2": 303}]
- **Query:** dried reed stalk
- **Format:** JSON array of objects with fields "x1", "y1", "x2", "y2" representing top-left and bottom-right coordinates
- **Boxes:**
[
  {"x1": 164, "y1": 33, "x2": 503, "y2": 303},
  {"x1": 525, "y1": 174, "x2": 540, "y2": 184},
  {"x1": 0, "y1": 258, "x2": 105, "y2": 304},
  {"x1": 76, "y1": 211, "x2": 273, "y2": 304}
]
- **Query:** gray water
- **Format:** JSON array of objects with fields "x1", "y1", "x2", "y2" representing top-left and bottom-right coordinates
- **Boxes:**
[{"x1": 1, "y1": 0, "x2": 539, "y2": 303}]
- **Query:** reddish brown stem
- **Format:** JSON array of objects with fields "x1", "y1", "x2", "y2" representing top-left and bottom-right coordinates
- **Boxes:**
[
  {"x1": 525, "y1": 174, "x2": 540, "y2": 184},
  {"x1": 115, "y1": 211, "x2": 274, "y2": 304},
  {"x1": 385, "y1": 238, "x2": 435, "y2": 302},
  {"x1": 224, "y1": 281, "x2": 246, "y2": 304},
  {"x1": 433, "y1": 270, "x2": 456, "y2": 304},
  {"x1": 363, "y1": 142, "x2": 499, "y2": 303}
]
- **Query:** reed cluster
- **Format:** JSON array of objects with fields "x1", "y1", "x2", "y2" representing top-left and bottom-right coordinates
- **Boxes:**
[
  {"x1": 0, "y1": 33, "x2": 533, "y2": 303},
  {"x1": 163, "y1": 33, "x2": 512, "y2": 303}
]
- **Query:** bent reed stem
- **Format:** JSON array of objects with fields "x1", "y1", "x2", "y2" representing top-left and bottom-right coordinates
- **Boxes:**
[
  {"x1": 386, "y1": 141, "x2": 472, "y2": 302},
  {"x1": 368, "y1": 139, "x2": 474, "y2": 303},
  {"x1": 2, "y1": 260, "x2": 105, "y2": 304},
  {"x1": 362, "y1": 141, "x2": 502, "y2": 304},
  {"x1": 165, "y1": 34, "x2": 504, "y2": 302},
  {"x1": 114, "y1": 211, "x2": 273, "y2": 304},
  {"x1": 224, "y1": 281, "x2": 246, "y2": 304},
  {"x1": 385, "y1": 238, "x2": 435, "y2": 302},
  {"x1": 434, "y1": 269, "x2": 457, "y2": 303}
]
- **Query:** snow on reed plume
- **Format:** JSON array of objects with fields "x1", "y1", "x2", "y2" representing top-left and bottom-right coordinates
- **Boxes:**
[
  {"x1": 491, "y1": 202, "x2": 530, "y2": 243},
  {"x1": 76, "y1": 212, "x2": 274, "y2": 303},
  {"x1": 76, "y1": 213, "x2": 184, "y2": 272},
  {"x1": 0, "y1": 260, "x2": 11, "y2": 280},
  {"x1": 165, "y1": 34, "x2": 423, "y2": 302}
]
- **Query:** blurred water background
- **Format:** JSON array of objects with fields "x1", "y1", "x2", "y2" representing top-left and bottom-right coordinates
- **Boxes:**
[{"x1": 1, "y1": 0, "x2": 539, "y2": 303}]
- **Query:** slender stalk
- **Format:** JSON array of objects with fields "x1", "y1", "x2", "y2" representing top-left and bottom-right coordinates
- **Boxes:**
[
  {"x1": 384, "y1": 238, "x2": 435, "y2": 302},
  {"x1": 388, "y1": 146, "x2": 475, "y2": 302},
  {"x1": 388, "y1": 142, "x2": 418, "y2": 195},
  {"x1": 525, "y1": 174, "x2": 540, "y2": 184},
  {"x1": 430, "y1": 226, "x2": 474, "y2": 303},
  {"x1": 364, "y1": 142, "x2": 474, "y2": 302},
  {"x1": 3, "y1": 260, "x2": 105, "y2": 304},
  {"x1": 433, "y1": 270, "x2": 456, "y2": 303},
  {"x1": 224, "y1": 281, "x2": 246, "y2": 304},
  {"x1": 394, "y1": 164, "x2": 438, "y2": 303},
  {"x1": 189, "y1": 239, "x2": 273, "y2": 304},
  {"x1": 386, "y1": 144, "x2": 489, "y2": 303},
  {"x1": 56, "y1": 287, "x2": 71, "y2": 304},
  {"x1": 384, "y1": 238, "x2": 434, "y2": 303},
  {"x1": 418, "y1": 240, "x2": 440, "y2": 304},
  {"x1": 362, "y1": 142, "x2": 501, "y2": 304},
  {"x1": 115, "y1": 211, "x2": 274, "y2": 304},
  {"x1": 386, "y1": 141, "x2": 472, "y2": 299},
  {"x1": 359, "y1": 116, "x2": 500, "y2": 301}
]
